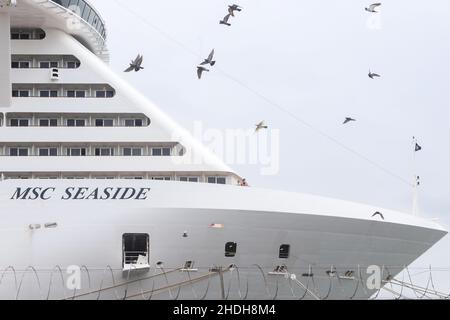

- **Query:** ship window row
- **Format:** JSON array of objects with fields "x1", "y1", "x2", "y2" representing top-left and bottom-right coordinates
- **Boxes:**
[
  {"x1": 2, "y1": 114, "x2": 150, "y2": 127},
  {"x1": 2, "y1": 145, "x2": 177, "y2": 157},
  {"x1": 11, "y1": 55, "x2": 81, "y2": 69},
  {"x1": 11, "y1": 85, "x2": 115, "y2": 98},
  {"x1": 0, "y1": 173, "x2": 229, "y2": 184},
  {"x1": 10, "y1": 28, "x2": 46, "y2": 40}
]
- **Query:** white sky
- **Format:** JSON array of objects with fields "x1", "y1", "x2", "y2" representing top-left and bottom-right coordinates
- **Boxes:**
[{"x1": 94, "y1": 0, "x2": 450, "y2": 294}]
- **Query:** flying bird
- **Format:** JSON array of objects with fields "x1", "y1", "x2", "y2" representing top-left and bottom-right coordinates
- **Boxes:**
[
  {"x1": 343, "y1": 117, "x2": 356, "y2": 125},
  {"x1": 255, "y1": 121, "x2": 268, "y2": 133},
  {"x1": 220, "y1": 14, "x2": 232, "y2": 26},
  {"x1": 124, "y1": 54, "x2": 144, "y2": 72},
  {"x1": 197, "y1": 66, "x2": 209, "y2": 79},
  {"x1": 200, "y1": 49, "x2": 216, "y2": 66},
  {"x1": 368, "y1": 70, "x2": 381, "y2": 79},
  {"x1": 372, "y1": 211, "x2": 385, "y2": 220},
  {"x1": 228, "y1": 4, "x2": 242, "y2": 17},
  {"x1": 365, "y1": 3, "x2": 381, "y2": 13}
]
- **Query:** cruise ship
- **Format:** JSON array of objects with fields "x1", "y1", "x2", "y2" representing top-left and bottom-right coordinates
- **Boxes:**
[{"x1": 0, "y1": 0, "x2": 447, "y2": 300}]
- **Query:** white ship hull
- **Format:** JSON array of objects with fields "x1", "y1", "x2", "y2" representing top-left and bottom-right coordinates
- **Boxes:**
[{"x1": 0, "y1": 180, "x2": 446, "y2": 300}]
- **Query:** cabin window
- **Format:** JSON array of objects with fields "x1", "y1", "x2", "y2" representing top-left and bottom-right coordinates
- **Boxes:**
[
  {"x1": 66, "y1": 148, "x2": 87, "y2": 156},
  {"x1": 10, "y1": 119, "x2": 29, "y2": 127},
  {"x1": 66, "y1": 90, "x2": 86, "y2": 98},
  {"x1": 39, "y1": 119, "x2": 58, "y2": 127},
  {"x1": 39, "y1": 90, "x2": 58, "y2": 98},
  {"x1": 225, "y1": 242, "x2": 237, "y2": 257},
  {"x1": 124, "y1": 119, "x2": 144, "y2": 127},
  {"x1": 208, "y1": 177, "x2": 226, "y2": 185},
  {"x1": 123, "y1": 147, "x2": 142, "y2": 156},
  {"x1": 12, "y1": 90, "x2": 30, "y2": 97},
  {"x1": 279, "y1": 244, "x2": 290, "y2": 259},
  {"x1": 39, "y1": 61, "x2": 59, "y2": 68},
  {"x1": 122, "y1": 233, "x2": 150, "y2": 270},
  {"x1": 66, "y1": 61, "x2": 80, "y2": 69},
  {"x1": 11, "y1": 61, "x2": 30, "y2": 69},
  {"x1": 152, "y1": 147, "x2": 171, "y2": 156},
  {"x1": 66, "y1": 119, "x2": 86, "y2": 127},
  {"x1": 179, "y1": 177, "x2": 199, "y2": 183},
  {"x1": 151, "y1": 177, "x2": 171, "y2": 181},
  {"x1": 39, "y1": 148, "x2": 58, "y2": 157},
  {"x1": 9, "y1": 147, "x2": 29, "y2": 157},
  {"x1": 95, "y1": 147, "x2": 114, "y2": 156},
  {"x1": 95, "y1": 90, "x2": 114, "y2": 98},
  {"x1": 95, "y1": 119, "x2": 114, "y2": 127}
]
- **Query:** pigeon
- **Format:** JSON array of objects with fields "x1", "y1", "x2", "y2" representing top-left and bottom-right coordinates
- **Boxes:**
[
  {"x1": 365, "y1": 3, "x2": 381, "y2": 13},
  {"x1": 228, "y1": 4, "x2": 242, "y2": 17},
  {"x1": 368, "y1": 70, "x2": 381, "y2": 79},
  {"x1": 372, "y1": 211, "x2": 385, "y2": 220},
  {"x1": 197, "y1": 66, "x2": 209, "y2": 79},
  {"x1": 343, "y1": 117, "x2": 356, "y2": 125},
  {"x1": 200, "y1": 49, "x2": 216, "y2": 66},
  {"x1": 124, "y1": 54, "x2": 144, "y2": 72},
  {"x1": 220, "y1": 14, "x2": 232, "y2": 26},
  {"x1": 255, "y1": 121, "x2": 268, "y2": 133}
]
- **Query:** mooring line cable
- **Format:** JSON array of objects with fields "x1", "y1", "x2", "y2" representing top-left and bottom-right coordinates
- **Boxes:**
[{"x1": 110, "y1": 0, "x2": 414, "y2": 189}]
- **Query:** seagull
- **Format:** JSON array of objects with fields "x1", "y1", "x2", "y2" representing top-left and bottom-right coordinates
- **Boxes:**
[
  {"x1": 200, "y1": 49, "x2": 216, "y2": 66},
  {"x1": 197, "y1": 66, "x2": 209, "y2": 79},
  {"x1": 365, "y1": 3, "x2": 381, "y2": 13},
  {"x1": 372, "y1": 211, "x2": 385, "y2": 220},
  {"x1": 368, "y1": 70, "x2": 381, "y2": 79},
  {"x1": 124, "y1": 54, "x2": 144, "y2": 72},
  {"x1": 343, "y1": 117, "x2": 356, "y2": 125},
  {"x1": 255, "y1": 121, "x2": 268, "y2": 133},
  {"x1": 228, "y1": 4, "x2": 242, "y2": 17},
  {"x1": 220, "y1": 13, "x2": 232, "y2": 26}
]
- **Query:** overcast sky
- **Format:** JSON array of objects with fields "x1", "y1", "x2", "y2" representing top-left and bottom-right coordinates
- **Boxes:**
[{"x1": 94, "y1": 0, "x2": 450, "y2": 294}]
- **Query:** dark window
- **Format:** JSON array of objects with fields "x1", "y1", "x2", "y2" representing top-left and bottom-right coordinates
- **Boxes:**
[
  {"x1": 39, "y1": 119, "x2": 58, "y2": 127},
  {"x1": 11, "y1": 61, "x2": 19, "y2": 68},
  {"x1": 152, "y1": 148, "x2": 162, "y2": 156},
  {"x1": 279, "y1": 244, "x2": 290, "y2": 259},
  {"x1": 10, "y1": 148, "x2": 28, "y2": 157},
  {"x1": 66, "y1": 90, "x2": 75, "y2": 98},
  {"x1": 66, "y1": 61, "x2": 80, "y2": 69},
  {"x1": 39, "y1": 148, "x2": 58, "y2": 157},
  {"x1": 96, "y1": 91, "x2": 106, "y2": 98},
  {"x1": 40, "y1": 62, "x2": 50, "y2": 69},
  {"x1": 208, "y1": 177, "x2": 216, "y2": 184},
  {"x1": 10, "y1": 119, "x2": 29, "y2": 127},
  {"x1": 67, "y1": 148, "x2": 86, "y2": 156},
  {"x1": 95, "y1": 148, "x2": 114, "y2": 156},
  {"x1": 162, "y1": 148, "x2": 171, "y2": 156},
  {"x1": 123, "y1": 148, "x2": 142, "y2": 156},
  {"x1": 125, "y1": 119, "x2": 144, "y2": 127},
  {"x1": 76, "y1": 91, "x2": 85, "y2": 98},
  {"x1": 95, "y1": 119, "x2": 113, "y2": 127},
  {"x1": 12, "y1": 90, "x2": 19, "y2": 97},
  {"x1": 225, "y1": 242, "x2": 237, "y2": 257},
  {"x1": 122, "y1": 233, "x2": 149, "y2": 266},
  {"x1": 40, "y1": 91, "x2": 49, "y2": 97},
  {"x1": 217, "y1": 177, "x2": 226, "y2": 184},
  {"x1": 19, "y1": 62, "x2": 30, "y2": 68},
  {"x1": 67, "y1": 119, "x2": 86, "y2": 127}
]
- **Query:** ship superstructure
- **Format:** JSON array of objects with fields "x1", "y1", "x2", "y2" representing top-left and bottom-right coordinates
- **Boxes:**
[{"x1": 0, "y1": 1, "x2": 447, "y2": 300}]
